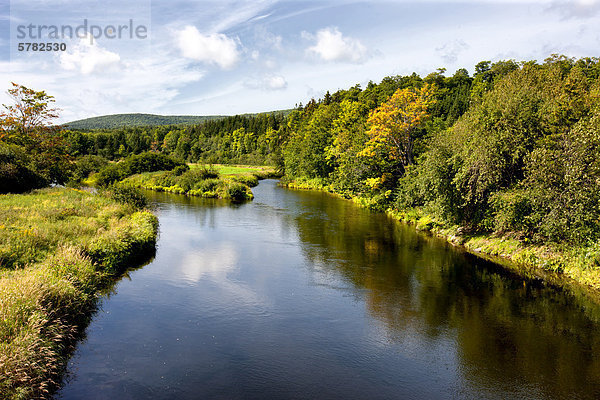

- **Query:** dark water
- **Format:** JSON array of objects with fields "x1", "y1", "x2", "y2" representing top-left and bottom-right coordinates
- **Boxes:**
[{"x1": 57, "y1": 180, "x2": 600, "y2": 399}]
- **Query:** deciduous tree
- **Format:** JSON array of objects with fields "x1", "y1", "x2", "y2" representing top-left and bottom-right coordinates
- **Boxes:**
[
  {"x1": 0, "y1": 83, "x2": 71, "y2": 187},
  {"x1": 360, "y1": 83, "x2": 436, "y2": 167}
]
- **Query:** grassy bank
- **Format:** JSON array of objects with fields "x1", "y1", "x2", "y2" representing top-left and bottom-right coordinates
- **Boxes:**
[
  {"x1": 0, "y1": 188, "x2": 158, "y2": 399},
  {"x1": 281, "y1": 178, "x2": 600, "y2": 292},
  {"x1": 122, "y1": 164, "x2": 280, "y2": 201},
  {"x1": 189, "y1": 164, "x2": 281, "y2": 179}
]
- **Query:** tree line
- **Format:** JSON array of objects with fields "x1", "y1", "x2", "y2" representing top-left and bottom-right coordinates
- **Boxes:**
[{"x1": 64, "y1": 112, "x2": 287, "y2": 165}]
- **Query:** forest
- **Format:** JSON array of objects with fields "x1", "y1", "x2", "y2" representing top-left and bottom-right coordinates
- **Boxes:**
[
  {"x1": 65, "y1": 113, "x2": 227, "y2": 130},
  {"x1": 2, "y1": 54, "x2": 600, "y2": 275}
]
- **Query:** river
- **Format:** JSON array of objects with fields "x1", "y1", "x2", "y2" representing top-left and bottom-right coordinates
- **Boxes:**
[{"x1": 57, "y1": 179, "x2": 600, "y2": 399}]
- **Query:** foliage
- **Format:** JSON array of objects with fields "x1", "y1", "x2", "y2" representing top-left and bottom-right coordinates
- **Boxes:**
[
  {"x1": 276, "y1": 55, "x2": 600, "y2": 249},
  {"x1": 66, "y1": 113, "x2": 227, "y2": 130},
  {"x1": 523, "y1": 112, "x2": 600, "y2": 242},
  {"x1": 325, "y1": 100, "x2": 369, "y2": 195},
  {"x1": 389, "y1": 56, "x2": 600, "y2": 245},
  {"x1": 122, "y1": 167, "x2": 255, "y2": 201},
  {"x1": 95, "y1": 164, "x2": 127, "y2": 187},
  {"x1": 0, "y1": 142, "x2": 46, "y2": 193},
  {"x1": 95, "y1": 151, "x2": 185, "y2": 186},
  {"x1": 224, "y1": 181, "x2": 252, "y2": 202},
  {"x1": 283, "y1": 104, "x2": 339, "y2": 179},
  {"x1": 0, "y1": 83, "x2": 73, "y2": 189},
  {"x1": 103, "y1": 183, "x2": 148, "y2": 210},
  {"x1": 64, "y1": 112, "x2": 287, "y2": 165},
  {"x1": 171, "y1": 164, "x2": 190, "y2": 176},
  {"x1": 360, "y1": 83, "x2": 436, "y2": 167},
  {"x1": 70, "y1": 155, "x2": 109, "y2": 183}
]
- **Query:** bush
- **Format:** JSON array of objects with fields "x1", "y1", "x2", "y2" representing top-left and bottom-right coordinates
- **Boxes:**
[
  {"x1": 95, "y1": 152, "x2": 185, "y2": 187},
  {"x1": 223, "y1": 181, "x2": 253, "y2": 201},
  {"x1": 192, "y1": 165, "x2": 219, "y2": 180},
  {"x1": 126, "y1": 152, "x2": 185, "y2": 175},
  {"x1": 171, "y1": 165, "x2": 190, "y2": 176},
  {"x1": 176, "y1": 169, "x2": 216, "y2": 191},
  {"x1": 71, "y1": 155, "x2": 109, "y2": 183},
  {"x1": 489, "y1": 190, "x2": 534, "y2": 233},
  {"x1": 195, "y1": 178, "x2": 220, "y2": 192},
  {"x1": 95, "y1": 164, "x2": 127, "y2": 186},
  {"x1": 233, "y1": 174, "x2": 259, "y2": 187},
  {"x1": 103, "y1": 184, "x2": 148, "y2": 210},
  {"x1": 0, "y1": 143, "x2": 46, "y2": 193},
  {"x1": 523, "y1": 114, "x2": 600, "y2": 243}
]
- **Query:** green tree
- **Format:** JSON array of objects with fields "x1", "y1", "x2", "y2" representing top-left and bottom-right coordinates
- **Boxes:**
[
  {"x1": 0, "y1": 83, "x2": 72, "y2": 189},
  {"x1": 326, "y1": 100, "x2": 369, "y2": 194}
]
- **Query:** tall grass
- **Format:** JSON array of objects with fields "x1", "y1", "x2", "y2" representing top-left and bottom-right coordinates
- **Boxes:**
[{"x1": 0, "y1": 188, "x2": 158, "y2": 399}]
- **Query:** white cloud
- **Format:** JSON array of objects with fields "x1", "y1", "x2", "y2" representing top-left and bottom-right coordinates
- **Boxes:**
[
  {"x1": 305, "y1": 27, "x2": 369, "y2": 64},
  {"x1": 549, "y1": 0, "x2": 600, "y2": 18},
  {"x1": 0, "y1": 50, "x2": 204, "y2": 122},
  {"x1": 436, "y1": 40, "x2": 469, "y2": 64},
  {"x1": 253, "y1": 26, "x2": 283, "y2": 51},
  {"x1": 265, "y1": 75, "x2": 287, "y2": 90},
  {"x1": 264, "y1": 59, "x2": 277, "y2": 69},
  {"x1": 59, "y1": 37, "x2": 120, "y2": 74},
  {"x1": 179, "y1": 243, "x2": 238, "y2": 283},
  {"x1": 244, "y1": 74, "x2": 287, "y2": 91},
  {"x1": 175, "y1": 25, "x2": 240, "y2": 69}
]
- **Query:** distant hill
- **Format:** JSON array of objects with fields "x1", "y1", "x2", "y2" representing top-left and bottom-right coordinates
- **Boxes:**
[
  {"x1": 64, "y1": 113, "x2": 227, "y2": 130},
  {"x1": 65, "y1": 110, "x2": 293, "y2": 130}
]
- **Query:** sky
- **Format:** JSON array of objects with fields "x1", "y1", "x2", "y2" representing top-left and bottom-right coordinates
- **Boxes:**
[{"x1": 0, "y1": 0, "x2": 599, "y2": 122}]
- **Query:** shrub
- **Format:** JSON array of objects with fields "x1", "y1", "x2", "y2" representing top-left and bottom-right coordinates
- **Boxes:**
[
  {"x1": 233, "y1": 174, "x2": 259, "y2": 187},
  {"x1": 194, "y1": 178, "x2": 220, "y2": 193},
  {"x1": 95, "y1": 164, "x2": 127, "y2": 186},
  {"x1": 223, "y1": 181, "x2": 253, "y2": 201},
  {"x1": 126, "y1": 152, "x2": 184, "y2": 175},
  {"x1": 95, "y1": 152, "x2": 185, "y2": 187},
  {"x1": 103, "y1": 184, "x2": 148, "y2": 210},
  {"x1": 70, "y1": 155, "x2": 109, "y2": 183},
  {"x1": 171, "y1": 165, "x2": 190, "y2": 176},
  {"x1": 192, "y1": 165, "x2": 219, "y2": 180},
  {"x1": 489, "y1": 190, "x2": 534, "y2": 233},
  {"x1": 176, "y1": 169, "x2": 216, "y2": 191},
  {"x1": 0, "y1": 143, "x2": 46, "y2": 193}
]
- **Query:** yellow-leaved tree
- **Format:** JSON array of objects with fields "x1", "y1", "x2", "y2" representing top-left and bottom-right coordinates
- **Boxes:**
[{"x1": 360, "y1": 83, "x2": 436, "y2": 169}]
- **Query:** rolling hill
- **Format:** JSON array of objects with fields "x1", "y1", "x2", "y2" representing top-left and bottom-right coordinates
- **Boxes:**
[{"x1": 65, "y1": 113, "x2": 227, "y2": 130}]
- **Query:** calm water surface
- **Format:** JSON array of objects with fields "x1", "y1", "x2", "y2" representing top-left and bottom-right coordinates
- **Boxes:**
[{"x1": 57, "y1": 180, "x2": 600, "y2": 399}]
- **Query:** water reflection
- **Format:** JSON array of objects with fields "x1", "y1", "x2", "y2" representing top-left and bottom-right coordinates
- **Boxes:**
[
  {"x1": 287, "y1": 186, "x2": 600, "y2": 399},
  {"x1": 58, "y1": 181, "x2": 600, "y2": 400}
]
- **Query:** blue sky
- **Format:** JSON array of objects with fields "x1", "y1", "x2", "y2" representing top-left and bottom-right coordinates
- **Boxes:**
[{"x1": 1, "y1": 0, "x2": 599, "y2": 122}]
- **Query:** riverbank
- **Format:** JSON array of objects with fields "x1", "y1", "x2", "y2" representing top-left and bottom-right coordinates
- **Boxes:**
[
  {"x1": 121, "y1": 164, "x2": 281, "y2": 201},
  {"x1": 0, "y1": 188, "x2": 158, "y2": 399},
  {"x1": 281, "y1": 178, "x2": 600, "y2": 294}
]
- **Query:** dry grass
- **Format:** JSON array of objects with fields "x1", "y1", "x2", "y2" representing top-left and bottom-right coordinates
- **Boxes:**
[{"x1": 0, "y1": 188, "x2": 158, "y2": 399}]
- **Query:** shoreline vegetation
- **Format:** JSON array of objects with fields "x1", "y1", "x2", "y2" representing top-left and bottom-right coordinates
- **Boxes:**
[
  {"x1": 281, "y1": 177, "x2": 600, "y2": 295},
  {"x1": 0, "y1": 188, "x2": 158, "y2": 399},
  {"x1": 119, "y1": 164, "x2": 281, "y2": 201}
]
